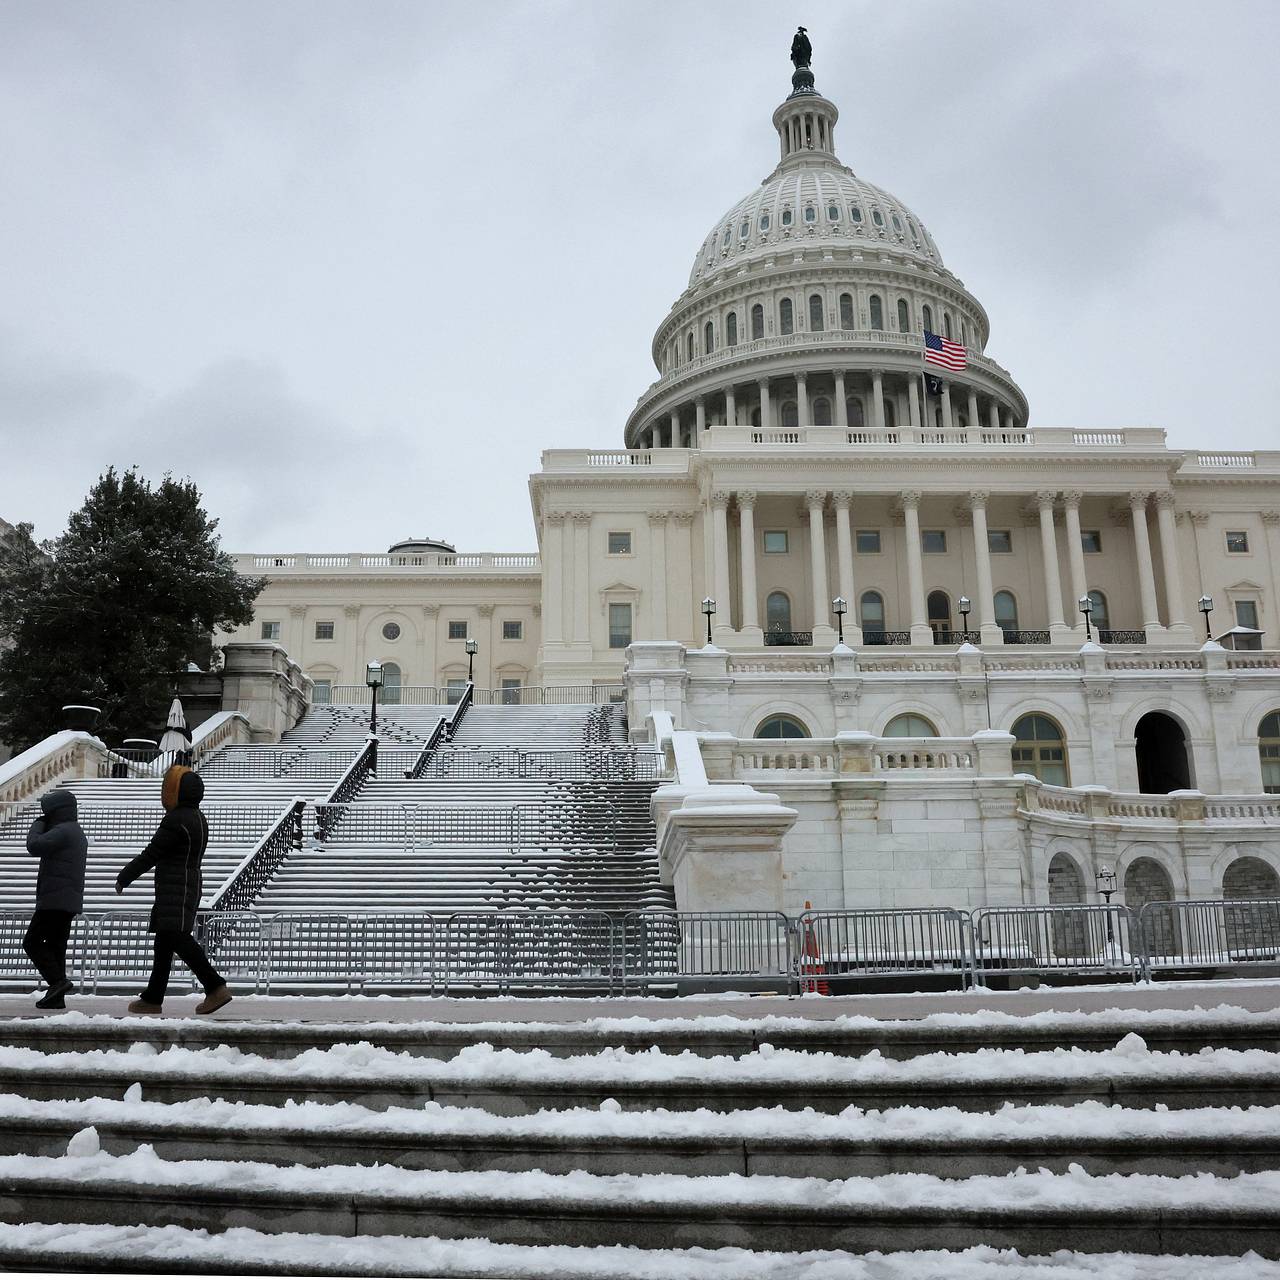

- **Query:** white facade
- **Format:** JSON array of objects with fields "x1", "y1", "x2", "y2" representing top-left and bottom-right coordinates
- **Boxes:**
[{"x1": 227, "y1": 49, "x2": 1280, "y2": 915}]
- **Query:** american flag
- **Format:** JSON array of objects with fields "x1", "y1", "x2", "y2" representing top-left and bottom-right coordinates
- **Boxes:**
[{"x1": 924, "y1": 330, "x2": 967, "y2": 372}]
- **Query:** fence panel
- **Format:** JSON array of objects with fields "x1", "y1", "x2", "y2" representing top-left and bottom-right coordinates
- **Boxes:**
[
  {"x1": 261, "y1": 913, "x2": 354, "y2": 993},
  {"x1": 971, "y1": 904, "x2": 1144, "y2": 983},
  {"x1": 0, "y1": 909, "x2": 101, "y2": 989},
  {"x1": 444, "y1": 912, "x2": 618, "y2": 994},
  {"x1": 195, "y1": 911, "x2": 266, "y2": 993},
  {"x1": 1143, "y1": 897, "x2": 1280, "y2": 971},
  {"x1": 92, "y1": 912, "x2": 163, "y2": 993},
  {"x1": 795, "y1": 909, "x2": 972, "y2": 989},
  {"x1": 356, "y1": 914, "x2": 441, "y2": 993},
  {"x1": 622, "y1": 910, "x2": 793, "y2": 993}
]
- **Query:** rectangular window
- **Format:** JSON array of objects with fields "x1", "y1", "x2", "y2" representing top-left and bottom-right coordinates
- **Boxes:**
[
  {"x1": 855, "y1": 530, "x2": 881, "y2": 553},
  {"x1": 314, "y1": 621, "x2": 334, "y2": 641},
  {"x1": 501, "y1": 677, "x2": 522, "y2": 706},
  {"x1": 988, "y1": 530, "x2": 1012, "y2": 553},
  {"x1": 608, "y1": 602, "x2": 632, "y2": 649},
  {"x1": 607, "y1": 531, "x2": 632, "y2": 555},
  {"x1": 1226, "y1": 530, "x2": 1250, "y2": 553},
  {"x1": 502, "y1": 620, "x2": 522, "y2": 640},
  {"x1": 447, "y1": 620, "x2": 468, "y2": 640},
  {"x1": 310, "y1": 679, "x2": 331, "y2": 705},
  {"x1": 921, "y1": 530, "x2": 947, "y2": 554},
  {"x1": 260, "y1": 621, "x2": 280, "y2": 640},
  {"x1": 762, "y1": 530, "x2": 788, "y2": 554},
  {"x1": 1081, "y1": 530, "x2": 1102, "y2": 554},
  {"x1": 1235, "y1": 599, "x2": 1260, "y2": 630},
  {"x1": 445, "y1": 678, "x2": 468, "y2": 704}
]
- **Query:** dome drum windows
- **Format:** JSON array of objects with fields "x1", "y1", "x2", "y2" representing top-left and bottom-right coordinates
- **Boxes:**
[
  {"x1": 869, "y1": 295, "x2": 884, "y2": 331},
  {"x1": 803, "y1": 205, "x2": 817, "y2": 224},
  {"x1": 779, "y1": 297, "x2": 794, "y2": 336},
  {"x1": 827, "y1": 204, "x2": 840, "y2": 222},
  {"x1": 704, "y1": 320, "x2": 714, "y2": 354},
  {"x1": 839, "y1": 293, "x2": 854, "y2": 331},
  {"x1": 849, "y1": 205, "x2": 863, "y2": 224},
  {"x1": 726, "y1": 312, "x2": 738, "y2": 346},
  {"x1": 739, "y1": 219, "x2": 750, "y2": 240},
  {"x1": 781, "y1": 208, "x2": 794, "y2": 227},
  {"x1": 897, "y1": 298, "x2": 910, "y2": 334},
  {"x1": 751, "y1": 303, "x2": 765, "y2": 340},
  {"x1": 808, "y1": 293, "x2": 824, "y2": 332},
  {"x1": 759, "y1": 213, "x2": 771, "y2": 233},
  {"x1": 871, "y1": 208, "x2": 884, "y2": 228}
]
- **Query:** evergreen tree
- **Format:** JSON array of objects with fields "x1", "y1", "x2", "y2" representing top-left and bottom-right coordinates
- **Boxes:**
[{"x1": 0, "y1": 469, "x2": 264, "y2": 750}]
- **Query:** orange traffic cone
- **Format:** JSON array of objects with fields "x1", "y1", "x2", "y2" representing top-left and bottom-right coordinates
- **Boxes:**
[{"x1": 798, "y1": 901, "x2": 830, "y2": 995}]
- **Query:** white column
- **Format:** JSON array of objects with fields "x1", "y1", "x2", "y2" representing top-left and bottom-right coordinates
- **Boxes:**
[
  {"x1": 901, "y1": 491, "x2": 932, "y2": 645},
  {"x1": 710, "y1": 490, "x2": 732, "y2": 639},
  {"x1": 1129, "y1": 491, "x2": 1162, "y2": 632},
  {"x1": 543, "y1": 512, "x2": 565, "y2": 646},
  {"x1": 871, "y1": 370, "x2": 885, "y2": 429},
  {"x1": 797, "y1": 373, "x2": 811, "y2": 428},
  {"x1": 758, "y1": 379, "x2": 772, "y2": 432},
  {"x1": 940, "y1": 381, "x2": 953, "y2": 429},
  {"x1": 724, "y1": 385, "x2": 736, "y2": 428},
  {"x1": 988, "y1": 401, "x2": 1000, "y2": 431},
  {"x1": 571, "y1": 511, "x2": 591, "y2": 645},
  {"x1": 1036, "y1": 489, "x2": 1068, "y2": 639},
  {"x1": 908, "y1": 377, "x2": 921, "y2": 428},
  {"x1": 834, "y1": 371, "x2": 848, "y2": 427},
  {"x1": 694, "y1": 396, "x2": 706, "y2": 445},
  {"x1": 1062, "y1": 491, "x2": 1088, "y2": 633},
  {"x1": 806, "y1": 490, "x2": 836, "y2": 645},
  {"x1": 668, "y1": 410, "x2": 679, "y2": 448},
  {"x1": 832, "y1": 490, "x2": 860, "y2": 644},
  {"x1": 737, "y1": 491, "x2": 761, "y2": 641},
  {"x1": 968, "y1": 490, "x2": 1000, "y2": 644},
  {"x1": 966, "y1": 388, "x2": 980, "y2": 437},
  {"x1": 648, "y1": 512, "x2": 669, "y2": 640},
  {"x1": 1154, "y1": 491, "x2": 1190, "y2": 638}
]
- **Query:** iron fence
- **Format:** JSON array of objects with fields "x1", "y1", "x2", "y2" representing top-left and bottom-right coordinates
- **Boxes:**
[
  {"x1": 1098, "y1": 630, "x2": 1147, "y2": 645},
  {"x1": 862, "y1": 630, "x2": 912, "y2": 646},
  {"x1": 198, "y1": 749, "x2": 361, "y2": 780},
  {"x1": 444, "y1": 912, "x2": 618, "y2": 994},
  {"x1": 971, "y1": 904, "x2": 1144, "y2": 983},
  {"x1": 328, "y1": 684, "x2": 626, "y2": 708},
  {"x1": 0, "y1": 804, "x2": 294, "y2": 847},
  {"x1": 796, "y1": 908, "x2": 972, "y2": 989},
  {"x1": 1001, "y1": 630, "x2": 1052, "y2": 645},
  {"x1": 411, "y1": 747, "x2": 662, "y2": 782},
  {"x1": 1141, "y1": 897, "x2": 1280, "y2": 972},
  {"x1": 205, "y1": 801, "x2": 306, "y2": 912},
  {"x1": 622, "y1": 910, "x2": 793, "y2": 993}
]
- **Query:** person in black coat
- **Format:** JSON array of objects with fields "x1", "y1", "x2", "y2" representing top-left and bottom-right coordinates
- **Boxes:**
[
  {"x1": 115, "y1": 765, "x2": 232, "y2": 1015},
  {"x1": 24, "y1": 788, "x2": 88, "y2": 1009}
]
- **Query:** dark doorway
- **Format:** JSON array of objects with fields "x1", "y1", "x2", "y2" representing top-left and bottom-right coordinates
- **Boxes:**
[{"x1": 1135, "y1": 711, "x2": 1191, "y2": 794}]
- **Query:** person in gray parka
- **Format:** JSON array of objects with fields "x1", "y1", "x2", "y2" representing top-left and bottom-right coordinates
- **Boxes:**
[{"x1": 24, "y1": 788, "x2": 88, "y2": 1010}]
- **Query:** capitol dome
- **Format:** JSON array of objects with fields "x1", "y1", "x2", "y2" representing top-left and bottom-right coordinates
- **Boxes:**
[{"x1": 623, "y1": 40, "x2": 1027, "y2": 450}]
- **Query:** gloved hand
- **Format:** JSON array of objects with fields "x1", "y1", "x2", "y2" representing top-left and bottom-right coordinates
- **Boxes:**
[{"x1": 114, "y1": 878, "x2": 125, "y2": 895}]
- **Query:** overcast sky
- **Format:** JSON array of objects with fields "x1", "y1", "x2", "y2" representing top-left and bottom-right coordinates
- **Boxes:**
[{"x1": 2, "y1": 1, "x2": 1277, "y2": 553}]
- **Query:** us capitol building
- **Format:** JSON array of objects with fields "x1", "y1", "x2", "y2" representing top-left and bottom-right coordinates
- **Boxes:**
[{"x1": 224, "y1": 38, "x2": 1280, "y2": 918}]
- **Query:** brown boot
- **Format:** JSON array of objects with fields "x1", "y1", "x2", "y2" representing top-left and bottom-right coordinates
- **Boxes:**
[
  {"x1": 195, "y1": 985, "x2": 232, "y2": 1015},
  {"x1": 127, "y1": 998, "x2": 163, "y2": 1015}
]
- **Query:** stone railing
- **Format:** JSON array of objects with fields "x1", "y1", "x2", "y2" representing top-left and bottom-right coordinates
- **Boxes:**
[
  {"x1": 540, "y1": 449, "x2": 691, "y2": 474},
  {"x1": 236, "y1": 551, "x2": 540, "y2": 573},
  {"x1": 874, "y1": 739, "x2": 976, "y2": 772},
  {"x1": 0, "y1": 732, "x2": 107, "y2": 819},
  {"x1": 1024, "y1": 783, "x2": 1280, "y2": 826},
  {"x1": 719, "y1": 732, "x2": 1005, "y2": 780}
]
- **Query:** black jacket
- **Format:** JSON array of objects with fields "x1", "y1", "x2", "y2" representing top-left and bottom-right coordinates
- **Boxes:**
[
  {"x1": 117, "y1": 770, "x2": 208, "y2": 933},
  {"x1": 26, "y1": 789, "x2": 87, "y2": 913}
]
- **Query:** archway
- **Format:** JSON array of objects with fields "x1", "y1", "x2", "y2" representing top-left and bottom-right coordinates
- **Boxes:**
[
  {"x1": 380, "y1": 661, "x2": 402, "y2": 706},
  {"x1": 756, "y1": 714, "x2": 809, "y2": 739},
  {"x1": 1135, "y1": 712, "x2": 1190, "y2": 794},
  {"x1": 1222, "y1": 855, "x2": 1280, "y2": 955},
  {"x1": 1124, "y1": 856, "x2": 1178, "y2": 956},
  {"x1": 1048, "y1": 852, "x2": 1088, "y2": 957}
]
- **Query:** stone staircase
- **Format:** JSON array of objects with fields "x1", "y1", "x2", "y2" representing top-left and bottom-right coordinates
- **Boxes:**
[{"x1": 0, "y1": 1007, "x2": 1276, "y2": 1272}]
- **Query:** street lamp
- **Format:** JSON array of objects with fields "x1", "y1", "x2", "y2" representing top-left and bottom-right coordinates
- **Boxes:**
[
  {"x1": 832, "y1": 596, "x2": 847, "y2": 645},
  {"x1": 1078, "y1": 593, "x2": 1094, "y2": 642},
  {"x1": 365, "y1": 660, "x2": 383, "y2": 773},
  {"x1": 464, "y1": 638, "x2": 478, "y2": 683},
  {"x1": 701, "y1": 597, "x2": 716, "y2": 645},
  {"x1": 1096, "y1": 863, "x2": 1118, "y2": 958},
  {"x1": 958, "y1": 595, "x2": 971, "y2": 641},
  {"x1": 1198, "y1": 594, "x2": 1214, "y2": 640}
]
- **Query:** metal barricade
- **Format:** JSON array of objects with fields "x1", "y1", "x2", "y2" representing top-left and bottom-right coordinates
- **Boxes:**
[
  {"x1": 356, "y1": 913, "x2": 441, "y2": 993},
  {"x1": 196, "y1": 911, "x2": 266, "y2": 993},
  {"x1": 92, "y1": 911, "x2": 161, "y2": 993},
  {"x1": 795, "y1": 909, "x2": 973, "y2": 989},
  {"x1": 261, "y1": 912, "x2": 355, "y2": 993},
  {"x1": 621, "y1": 910, "x2": 793, "y2": 994},
  {"x1": 0, "y1": 909, "x2": 101, "y2": 990},
  {"x1": 971, "y1": 904, "x2": 1145, "y2": 983},
  {"x1": 1142, "y1": 897, "x2": 1280, "y2": 973},
  {"x1": 444, "y1": 912, "x2": 619, "y2": 994}
]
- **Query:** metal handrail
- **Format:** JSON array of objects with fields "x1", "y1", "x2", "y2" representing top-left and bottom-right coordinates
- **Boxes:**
[
  {"x1": 1098, "y1": 629, "x2": 1148, "y2": 645},
  {"x1": 861, "y1": 630, "x2": 912, "y2": 646},
  {"x1": 315, "y1": 740, "x2": 377, "y2": 839},
  {"x1": 205, "y1": 800, "x2": 306, "y2": 912}
]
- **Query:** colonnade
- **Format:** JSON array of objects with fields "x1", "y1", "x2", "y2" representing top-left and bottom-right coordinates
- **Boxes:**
[{"x1": 704, "y1": 487, "x2": 1192, "y2": 647}]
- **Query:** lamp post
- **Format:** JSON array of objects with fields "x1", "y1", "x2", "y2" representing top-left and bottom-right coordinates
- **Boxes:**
[
  {"x1": 1198, "y1": 594, "x2": 1214, "y2": 640},
  {"x1": 365, "y1": 660, "x2": 382, "y2": 775},
  {"x1": 1096, "y1": 863, "x2": 1118, "y2": 958},
  {"x1": 1078, "y1": 593, "x2": 1093, "y2": 642},
  {"x1": 832, "y1": 596, "x2": 847, "y2": 645},
  {"x1": 701, "y1": 597, "x2": 716, "y2": 645},
  {"x1": 958, "y1": 595, "x2": 971, "y2": 641},
  {"x1": 465, "y1": 638, "x2": 478, "y2": 684}
]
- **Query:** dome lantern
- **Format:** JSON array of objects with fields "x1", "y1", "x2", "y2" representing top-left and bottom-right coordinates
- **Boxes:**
[{"x1": 773, "y1": 26, "x2": 838, "y2": 167}]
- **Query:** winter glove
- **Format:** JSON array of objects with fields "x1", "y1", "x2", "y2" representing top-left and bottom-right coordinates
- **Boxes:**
[{"x1": 114, "y1": 877, "x2": 125, "y2": 895}]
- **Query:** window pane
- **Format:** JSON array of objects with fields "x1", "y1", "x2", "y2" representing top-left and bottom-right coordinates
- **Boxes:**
[
  {"x1": 995, "y1": 592, "x2": 1018, "y2": 629},
  {"x1": 1236, "y1": 599, "x2": 1260, "y2": 629},
  {"x1": 922, "y1": 530, "x2": 947, "y2": 553},
  {"x1": 780, "y1": 298, "x2": 794, "y2": 335},
  {"x1": 897, "y1": 299, "x2": 910, "y2": 333},
  {"x1": 502, "y1": 620, "x2": 522, "y2": 640},
  {"x1": 763, "y1": 530, "x2": 788, "y2": 553},
  {"x1": 751, "y1": 304, "x2": 764, "y2": 339},
  {"x1": 447, "y1": 621, "x2": 467, "y2": 639},
  {"x1": 988, "y1": 530, "x2": 1012, "y2": 553},
  {"x1": 869, "y1": 295, "x2": 883, "y2": 330},
  {"x1": 808, "y1": 294, "x2": 823, "y2": 331},
  {"x1": 1081, "y1": 530, "x2": 1102, "y2": 553},
  {"x1": 1226, "y1": 531, "x2": 1250, "y2": 553},
  {"x1": 608, "y1": 531, "x2": 632, "y2": 555},
  {"x1": 261, "y1": 621, "x2": 280, "y2": 640},
  {"x1": 766, "y1": 592, "x2": 791, "y2": 631},
  {"x1": 839, "y1": 294, "x2": 854, "y2": 330},
  {"x1": 608, "y1": 602, "x2": 632, "y2": 649},
  {"x1": 727, "y1": 313, "x2": 738, "y2": 346},
  {"x1": 315, "y1": 621, "x2": 334, "y2": 640},
  {"x1": 860, "y1": 592, "x2": 884, "y2": 629},
  {"x1": 855, "y1": 530, "x2": 881, "y2": 553}
]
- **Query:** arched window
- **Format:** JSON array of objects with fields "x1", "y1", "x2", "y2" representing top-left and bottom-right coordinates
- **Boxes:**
[
  {"x1": 1223, "y1": 856, "x2": 1280, "y2": 950},
  {"x1": 1224, "y1": 856, "x2": 1280, "y2": 899},
  {"x1": 994, "y1": 590, "x2": 1019, "y2": 632},
  {"x1": 704, "y1": 320, "x2": 714, "y2": 354},
  {"x1": 726, "y1": 312, "x2": 738, "y2": 347},
  {"x1": 1011, "y1": 713, "x2": 1068, "y2": 786},
  {"x1": 812, "y1": 396, "x2": 832, "y2": 426},
  {"x1": 847, "y1": 396, "x2": 865, "y2": 428},
  {"x1": 922, "y1": 304, "x2": 933, "y2": 332},
  {"x1": 766, "y1": 591, "x2": 792, "y2": 633},
  {"x1": 779, "y1": 298, "x2": 794, "y2": 335},
  {"x1": 869, "y1": 294, "x2": 883, "y2": 330},
  {"x1": 1261, "y1": 712, "x2": 1280, "y2": 794},
  {"x1": 1124, "y1": 857, "x2": 1179, "y2": 954},
  {"x1": 897, "y1": 298, "x2": 910, "y2": 334},
  {"x1": 1135, "y1": 712, "x2": 1191, "y2": 794},
  {"x1": 859, "y1": 590, "x2": 885, "y2": 635},
  {"x1": 756, "y1": 714, "x2": 809, "y2": 739},
  {"x1": 780, "y1": 400, "x2": 799, "y2": 429},
  {"x1": 380, "y1": 661, "x2": 403, "y2": 706},
  {"x1": 927, "y1": 590, "x2": 951, "y2": 639},
  {"x1": 839, "y1": 294, "x2": 854, "y2": 330},
  {"x1": 883, "y1": 398, "x2": 897, "y2": 430},
  {"x1": 807, "y1": 294, "x2": 824, "y2": 332},
  {"x1": 943, "y1": 312, "x2": 953, "y2": 340},
  {"x1": 1048, "y1": 852, "x2": 1089, "y2": 956},
  {"x1": 884, "y1": 713, "x2": 938, "y2": 737},
  {"x1": 686, "y1": 331, "x2": 694, "y2": 362},
  {"x1": 1087, "y1": 590, "x2": 1110, "y2": 633},
  {"x1": 751, "y1": 303, "x2": 764, "y2": 340}
]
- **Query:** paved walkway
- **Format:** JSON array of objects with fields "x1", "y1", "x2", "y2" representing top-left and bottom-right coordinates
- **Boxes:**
[{"x1": 3, "y1": 978, "x2": 1279, "y2": 1024}]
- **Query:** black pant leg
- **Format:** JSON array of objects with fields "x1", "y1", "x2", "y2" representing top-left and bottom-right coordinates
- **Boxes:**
[
  {"x1": 45, "y1": 912, "x2": 73, "y2": 985},
  {"x1": 142, "y1": 932, "x2": 177, "y2": 1004},
  {"x1": 170, "y1": 931, "x2": 224, "y2": 993},
  {"x1": 23, "y1": 910, "x2": 72, "y2": 985}
]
